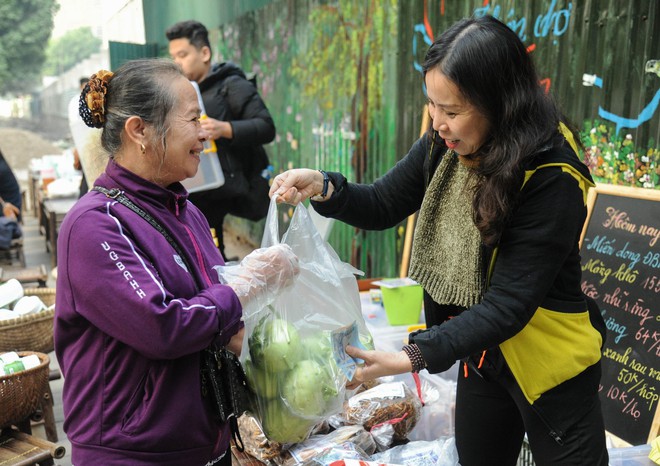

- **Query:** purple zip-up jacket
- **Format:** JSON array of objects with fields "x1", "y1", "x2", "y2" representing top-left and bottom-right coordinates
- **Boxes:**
[{"x1": 54, "y1": 160, "x2": 243, "y2": 466}]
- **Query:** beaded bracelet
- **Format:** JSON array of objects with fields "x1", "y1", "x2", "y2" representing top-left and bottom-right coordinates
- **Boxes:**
[{"x1": 402, "y1": 344, "x2": 426, "y2": 373}]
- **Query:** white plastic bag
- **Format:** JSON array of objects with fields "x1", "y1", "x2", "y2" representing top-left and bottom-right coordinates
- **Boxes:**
[
  {"x1": 241, "y1": 197, "x2": 374, "y2": 444},
  {"x1": 407, "y1": 371, "x2": 457, "y2": 442},
  {"x1": 370, "y1": 438, "x2": 460, "y2": 466}
]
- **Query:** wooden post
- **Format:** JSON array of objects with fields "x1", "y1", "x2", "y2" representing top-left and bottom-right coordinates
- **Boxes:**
[{"x1": 399, "y1": 105, "x2": 429, "y2": 278}]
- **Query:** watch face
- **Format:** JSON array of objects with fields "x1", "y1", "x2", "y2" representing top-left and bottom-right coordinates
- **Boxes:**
[{"x1": 319, "y1": 170, "x2": 329, "y2": 197}]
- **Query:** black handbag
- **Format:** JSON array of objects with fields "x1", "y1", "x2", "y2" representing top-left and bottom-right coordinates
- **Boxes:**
[
  {"x1": 94, "y1": 186, "x2": 251, "y2": 451},
  {"x1": 200, "y1": 346, "x2": 252, "y2": 449}
]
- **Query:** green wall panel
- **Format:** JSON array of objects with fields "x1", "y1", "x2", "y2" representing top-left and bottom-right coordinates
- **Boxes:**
[
  {"x1": 140, "y1": 0, "x2": 660, "y2": 277},
  {"x1": 109, "y1": 41, "x2": 159, "y2": 70}
]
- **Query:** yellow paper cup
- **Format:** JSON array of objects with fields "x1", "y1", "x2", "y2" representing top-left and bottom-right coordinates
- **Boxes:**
[{"x1": 381, "y1": 284, "x2": 423, "y2": 326}]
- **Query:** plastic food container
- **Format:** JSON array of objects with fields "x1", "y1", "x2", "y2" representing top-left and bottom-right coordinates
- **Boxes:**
[
  {"x1": 182, "y1": 81, "x2": 225, "y2": 193},
  {"x1": 377, "y1": 279, "x2": 423, "y2": 326}
]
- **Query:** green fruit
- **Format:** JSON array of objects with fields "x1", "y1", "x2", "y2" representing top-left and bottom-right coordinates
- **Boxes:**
[
  {"x1": 261, "y1": 398, "x2": 315, "y2": 444},
  {"x1": 282, "y1": 359, "x2": 328, "y2": 417},
  {"x1": 245, "y1": 359, "x2": 279, "y2": 400},
  {"x1": 301, "y1": 331, "x2": 333, "y2": 359},
  {"x1": 249, "y1": 317, "x2": 301, "y2": 373}
]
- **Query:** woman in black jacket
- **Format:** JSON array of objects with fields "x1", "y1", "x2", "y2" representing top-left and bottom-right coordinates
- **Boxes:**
[{"x1": 270, "y1": 15, "x2": 608, "y2": 466}]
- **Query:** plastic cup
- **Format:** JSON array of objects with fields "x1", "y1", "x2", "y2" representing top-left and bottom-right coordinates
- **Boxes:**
[
  {"x1": 0, "y1": 355, "x2": 41, "y2": 376},
  {"x1": 380, "y1": 284, "x2": 423, "y2": 326},
  {"x1": 13, "y1": 296, "x2": 46, "y2": 316},
  {"x1": 0, "y1": 352, "x2": 20, "y2": 364},
  {"x1": 20, "y1": 354, "x2": 41, "y2": 370},
  {"x1": 0, "y1": 309, "x2": 16, "y2": 321},
  {"x1": 0, "y1": 279, "x2": 23, "y2": 309}
]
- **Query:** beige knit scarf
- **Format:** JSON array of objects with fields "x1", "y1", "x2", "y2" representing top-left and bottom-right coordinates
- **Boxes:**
[{"x1": 408, "y1": 150, "x2": 483, "y2": 308}]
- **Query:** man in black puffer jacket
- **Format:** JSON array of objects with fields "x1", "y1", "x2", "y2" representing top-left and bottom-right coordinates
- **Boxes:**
[{"x1": 167, "y1": 20, "x2": 275, "y2": 260}]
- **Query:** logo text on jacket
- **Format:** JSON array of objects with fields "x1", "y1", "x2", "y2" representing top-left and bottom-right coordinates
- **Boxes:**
[{"x1": 101, "y1": 241, "x2": 146, "y2": 299}]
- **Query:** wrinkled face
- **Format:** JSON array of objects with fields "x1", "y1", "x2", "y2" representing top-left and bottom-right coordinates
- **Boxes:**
[
  {"x1": 158, "y1": 77, "x2": 205, "y2": 185},
  {"x1": 168, "y1": 38, "x2": 210, "y2": 83},
  {"x1": 425, "y1": 68, "x2": 490, "y2": 156}
]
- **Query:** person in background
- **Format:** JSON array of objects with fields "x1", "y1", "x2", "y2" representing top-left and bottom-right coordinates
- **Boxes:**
[
  {"x1": 68, "y1": 77, "x2": 91, "y2": 198},
  {"x1": 166, "y1": 20, "x2": 276, "y2": 260},
  {"x1": 69, "y1": 76, "x2": 108, "y2": 196},
  {"x1": 0, "y1": 147, "x2": 22, "y2": 221},
  {"x1": 270, "y1": 15, "x2": 608, "y2": 466},
  {"x1": 55, "y1": 59, "x2": 298, "y2": 466}
]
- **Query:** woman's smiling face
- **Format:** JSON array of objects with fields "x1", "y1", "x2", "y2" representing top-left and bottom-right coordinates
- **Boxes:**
[
  {"x1": 158, "y1": 77, "x2": 206, "y2": 185},
  {"x1": 425, "y1": 68, "x2": 491, "y2": 156}
]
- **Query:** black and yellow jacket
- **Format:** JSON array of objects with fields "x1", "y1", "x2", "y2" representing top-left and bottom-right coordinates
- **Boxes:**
[{"x1": 314, "y1": 125, "x2": 604, "y2": 405}]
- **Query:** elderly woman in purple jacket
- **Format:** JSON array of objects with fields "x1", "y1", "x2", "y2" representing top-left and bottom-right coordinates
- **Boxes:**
[{"x1": 54, "y1": 59, "x2": 298, "y2": 466}]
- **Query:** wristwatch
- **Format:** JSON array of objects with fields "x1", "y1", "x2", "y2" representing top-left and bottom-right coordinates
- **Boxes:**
[{"x1": 311, "y1": 170, "x2": 330, "y2": 201}]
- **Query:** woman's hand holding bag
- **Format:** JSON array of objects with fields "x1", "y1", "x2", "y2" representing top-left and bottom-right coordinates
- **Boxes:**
[{"x1": 223, "y1": 243, "x2": 299, "y2": 309}]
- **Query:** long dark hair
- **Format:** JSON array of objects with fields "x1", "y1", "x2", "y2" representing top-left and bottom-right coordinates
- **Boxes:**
[{"x1": 423, "y1": 15, "x2": 564, "y2": 246}]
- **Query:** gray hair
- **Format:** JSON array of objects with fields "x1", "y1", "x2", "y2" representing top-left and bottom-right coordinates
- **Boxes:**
[{"x1": 101, "y1": 59, "x2": 185, "y2": 156}]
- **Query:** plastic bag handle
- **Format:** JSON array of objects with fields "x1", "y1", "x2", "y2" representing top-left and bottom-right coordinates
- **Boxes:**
[{"x1": 261, "y1": 195, "x2": 282, "y2": 248}]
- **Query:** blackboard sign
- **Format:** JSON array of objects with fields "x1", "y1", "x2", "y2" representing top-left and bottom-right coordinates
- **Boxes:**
[{"x1": 579, "y1": 184, "x2": 660, "y2": 446}]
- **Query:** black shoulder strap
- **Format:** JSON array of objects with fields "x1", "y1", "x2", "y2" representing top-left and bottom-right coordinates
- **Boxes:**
[{"x1": 93, "y1": 186, "x2": 197, "y2": 288}]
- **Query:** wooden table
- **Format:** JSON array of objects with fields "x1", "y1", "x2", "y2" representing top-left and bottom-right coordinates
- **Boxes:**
[{"x1": 39, "y1": 197, "x2": 77, "y2": 268}]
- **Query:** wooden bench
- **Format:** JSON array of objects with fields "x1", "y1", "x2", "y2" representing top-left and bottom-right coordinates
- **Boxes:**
[
  {"x1": 29, "y1": 370, "x2": 61, "y2": 444},
  {"x1": 0, "y1": 238, "x2": 26, "y2": 268},
  {"x1": 0, "y1": 428, "x2": 65, "y2": 466},
  {"x1": 0, "y1": 265, "x2": 48, "y2": 288}
]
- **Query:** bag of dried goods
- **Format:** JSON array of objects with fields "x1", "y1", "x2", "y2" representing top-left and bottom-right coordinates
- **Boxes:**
[{"x1": 342, "y1": 381, "x2": 423, "y2": 444}]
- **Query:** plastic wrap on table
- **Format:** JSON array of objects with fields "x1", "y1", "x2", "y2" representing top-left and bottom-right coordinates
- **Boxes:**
[
  {"x1": 370, "y1": 438, "x2": 460, "y2": 466},
  {"x1": 302, "y1": 440, "x2": 371, "y2": 465},
  {"x1": 370, "y1": 422, "x2": 396, "y2": 451},
  {"x1": 239, "y1": 198, "x2": 373, "y2": 445},
  {"x1": 341, "y1": 381, "x2": 422, "y2": 441},
  {"x1": 328, "y1": 461, "x2": 405, "y2": 466},
  {"x1": 407, "y1": 371, "x2": 457, "y2": 442},
  {"x1": 275, "y1": 425, "x2": 376, "y2": 466}
]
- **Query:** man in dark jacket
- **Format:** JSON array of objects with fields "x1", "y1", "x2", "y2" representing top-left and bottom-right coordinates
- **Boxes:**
[{"x1": 167, "y1": 20, "x2": 276, "y2": 260}]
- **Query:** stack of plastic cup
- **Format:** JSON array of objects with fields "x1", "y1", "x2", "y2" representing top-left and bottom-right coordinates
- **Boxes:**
[
  {"x1": 0, "y1": 279, "x2": 24, "y2": 309},
  {"x1": 0, "y1": 352, "x2": 41, "y2": 376}
]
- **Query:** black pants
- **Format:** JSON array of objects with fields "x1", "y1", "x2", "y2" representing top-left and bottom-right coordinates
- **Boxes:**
[
  {"x1": 454, "y1": 353, "x2": 609, "y2": 466},
  {"x1": 187, "y1": 195, "x2": 234, "y2": 260}
]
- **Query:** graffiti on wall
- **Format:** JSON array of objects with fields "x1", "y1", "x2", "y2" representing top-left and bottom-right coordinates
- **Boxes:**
[
  {"x1": 473, "y1": 0, "x2": 572, "y2": 43},
  {"x1": 414, "y1": 0, "x2": 659, "y2": 189},
  {"x1": 580, "y1": 60, "x2": 659, "y2": 189},
  {"x1": 413, "y1": 0, "x2": 573, "y2": 94},
  {"x1": 583, "y1": 62, "x2": 660, "y2": 135}
]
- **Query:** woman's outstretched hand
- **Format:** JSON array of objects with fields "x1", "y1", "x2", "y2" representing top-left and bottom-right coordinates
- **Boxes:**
[
  {"x1": 344, "y1": 345, "x2": 413, "y2": 390},
  {"x1": 269, "y1": 169, "x2": 331, "y2": 205}
]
